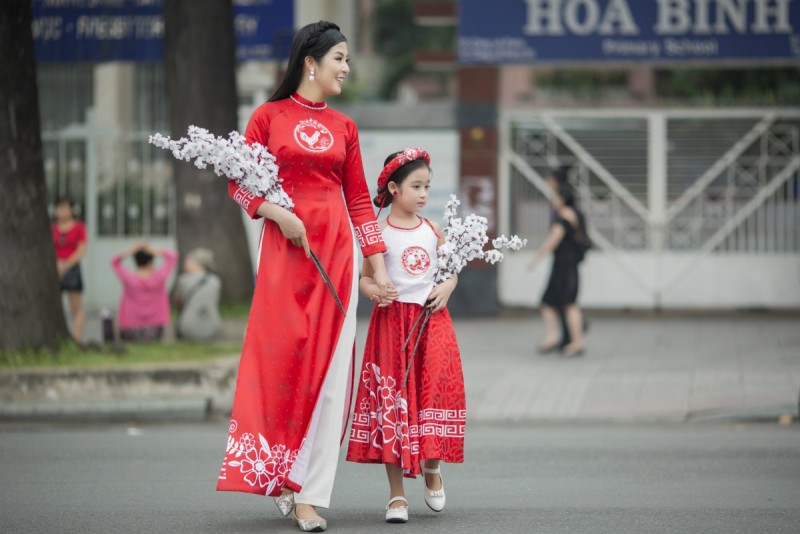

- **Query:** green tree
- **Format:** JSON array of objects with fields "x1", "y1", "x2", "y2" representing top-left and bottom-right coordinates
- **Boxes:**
[
  {"x1": 373, "y1": 0, "x2": 455, "y2": 99},
  {"x1": 656, "y1": 67, "x2": 800, "y2": 106}
]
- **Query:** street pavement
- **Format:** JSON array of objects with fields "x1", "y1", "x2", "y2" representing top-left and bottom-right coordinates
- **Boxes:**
[
  {"x1": 438, "y1": 312, "x2": 800, "y2": 423},
  {"x1": 34, "y1": 311, "x2": 800, "y2": 424},
  {"x1": 0, "y1": 422, "x2": 798, "y2": 533}
]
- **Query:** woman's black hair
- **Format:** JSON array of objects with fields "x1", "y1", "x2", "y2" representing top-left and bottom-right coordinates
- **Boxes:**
[
  {"x1": 133, "y1": 248, "x2": 154, "y2": 268},
  {"x1": 269, "y1": 21, "x2": 346, "y2": 102},
  {"x1": 548, "y1": 166, "x2": 589, "y2": 238},
  {"x1": 547, "y1": 166, "x2": 576, "y2": 207},
  {"x1": 555, "y1": 177, "x2": 576, "y2": 207},
  {"x1": 373, "y1": 151, "x2": 431, "y2": 207}
]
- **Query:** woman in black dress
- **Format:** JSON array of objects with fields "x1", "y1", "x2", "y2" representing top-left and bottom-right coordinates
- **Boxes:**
[{"x1": 527, "y1": 171, "x2": 588, "y2": 357}]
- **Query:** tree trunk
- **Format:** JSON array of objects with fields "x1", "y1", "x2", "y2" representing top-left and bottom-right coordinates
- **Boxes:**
[
  {"x1": 163, "y1": 0, "x2": 254, "y2": 304},
  {"x1": 0, "y1": 1, "x2": 69, "y2": 351}
]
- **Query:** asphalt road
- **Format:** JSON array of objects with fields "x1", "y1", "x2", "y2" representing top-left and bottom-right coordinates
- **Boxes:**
[{"x1": 1, "y1": 422, "x2": 798, "y2": 533}]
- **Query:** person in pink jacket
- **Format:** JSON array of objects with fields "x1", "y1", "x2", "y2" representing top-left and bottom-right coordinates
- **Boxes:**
[{"x1": 111, "y1": 241, "x2": 178, "y2": 342}]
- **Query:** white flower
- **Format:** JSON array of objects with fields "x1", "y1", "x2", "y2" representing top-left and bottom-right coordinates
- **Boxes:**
[
  {"x1": 149, "y1": 126, "x2": 294, "y2": 212},
  {"x1": 432, "y1": 194, "x2": 527, "y2": 284},
  {"x1": 239, "y1": 432, "x2": 256, "y2": 452},
  {"x1": 240, "y1": 446, "x2": 271, "y2": 488},
  {"x1": 484, "y1": 250, "x2": 504, "y2": 264}
]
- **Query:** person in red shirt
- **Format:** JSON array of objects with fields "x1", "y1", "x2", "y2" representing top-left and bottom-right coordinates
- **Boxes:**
[
  {"x1": 216, "y1": 21, "x2": 393, "y2": 532},
  {"x1": 51, "y1": 197, "x2": 87, "y2": 342}
]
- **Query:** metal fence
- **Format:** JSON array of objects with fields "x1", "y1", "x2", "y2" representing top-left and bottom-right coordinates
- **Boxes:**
[
  {"x1": 500, "y1": 108, "x2": 800, "y2": 308},
  {"x1": 40, "y1": 63, "x2": 174, "y2": 239},
  {"x1": 502, "y1": 109, "x2": 800, "y2": 250}
]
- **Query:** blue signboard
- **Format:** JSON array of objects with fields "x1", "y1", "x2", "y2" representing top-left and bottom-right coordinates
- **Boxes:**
[
  {"x1": 32, "y1": 0, "x2": 294, "y2": 62},
  {"x1": 459, "y1": 0, "x2": 800, "y2": 64}
]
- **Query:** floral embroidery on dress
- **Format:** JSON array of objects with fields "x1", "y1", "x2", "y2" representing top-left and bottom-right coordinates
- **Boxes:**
[
  {"x1": 222, "y1": 419, "x2": 303, "y2": 495},
  {"x1": 363, "y1": 363, "x2": 410, "y2": 458}
]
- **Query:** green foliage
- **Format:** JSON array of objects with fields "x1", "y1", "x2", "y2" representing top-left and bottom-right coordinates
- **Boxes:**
[
  {"x1": 536, "y1": 69, "x2": 628, "y2": 100},
  {"x1": 218, "y1": 301, "x2": 251, "y2": 319},
  {"x1": 373, "y1": 0, "x2": 455, "y2": 99},
  {"x1": 656, "y1": 67, "x2": 800, "y2": 106},
  {"x1": 0, "y1": 339, "x2": 240, "y2": 369}
]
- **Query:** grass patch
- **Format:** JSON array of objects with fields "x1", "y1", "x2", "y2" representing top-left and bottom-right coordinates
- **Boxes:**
[
  {"x1": 219, "y1": 301, "x2": 251, "y2": 319},
  {"x1": 0, "y1": 340, "x2": 241, "y2": 370}
]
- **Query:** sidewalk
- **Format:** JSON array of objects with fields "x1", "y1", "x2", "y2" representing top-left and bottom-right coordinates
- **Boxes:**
[
  {"x1": 445, "y1": 313, "x2": 800, "y2": 423},
  {"x1": 1, "y1": 313, "x2": 798, "y2": 423}
]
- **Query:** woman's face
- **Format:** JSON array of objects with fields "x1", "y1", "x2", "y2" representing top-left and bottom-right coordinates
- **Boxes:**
[
  {"x1": 312, "y1": 42, "x2": 350, "y2": 96},
  {"x1": 55, "y1": 202, "x2": 73, "y2": 221}
]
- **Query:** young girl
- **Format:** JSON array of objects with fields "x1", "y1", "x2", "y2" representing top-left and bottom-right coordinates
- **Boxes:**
[{"x1": 346, "y1": 148, "x2": 466, "y2": 524}]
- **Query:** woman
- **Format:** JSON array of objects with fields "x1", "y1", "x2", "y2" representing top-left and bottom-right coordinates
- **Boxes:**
[
  {"x1": 218, "y1": 21, "x2": 392, "y2": 532},
  {"x1": 51, "y1": 197, "x2": 87, "y2": 342},
  {"x1": 110, "y1": 241, "x2": 178, "y2": 342},
  {"x1": 527, "y1": 170, "x2": 588, "y2": 357},
  {"x1": 174, "y1": 248, "x2": 222, "y2": 341}
]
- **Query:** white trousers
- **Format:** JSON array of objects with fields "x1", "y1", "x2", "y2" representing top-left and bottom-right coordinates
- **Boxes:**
[{"x1": 293, "y1": 239, "x2": 358, "y2": 509}]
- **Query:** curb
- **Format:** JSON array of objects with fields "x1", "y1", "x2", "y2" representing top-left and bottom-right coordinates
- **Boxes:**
[
  {"x1": 0, "y1": 398, "x2": 212, "y2": 422},
  {"x1": 0, "y1": 356, "x2": 238, "y2": 422}
]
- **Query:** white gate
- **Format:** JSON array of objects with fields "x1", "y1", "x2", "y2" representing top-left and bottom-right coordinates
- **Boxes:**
[{"x1": 499, "y1": 109, "x2": 800, "y2": 309}]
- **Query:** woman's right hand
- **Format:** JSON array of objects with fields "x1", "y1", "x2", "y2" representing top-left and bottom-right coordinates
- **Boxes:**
[{"x1": 276, "y1": 211, "x2": 310, "y2": 258}]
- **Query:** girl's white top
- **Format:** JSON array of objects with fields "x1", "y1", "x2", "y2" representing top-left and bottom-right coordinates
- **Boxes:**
[{"x1": 382, "y1": 217, "x2": 439, "y2": 306}]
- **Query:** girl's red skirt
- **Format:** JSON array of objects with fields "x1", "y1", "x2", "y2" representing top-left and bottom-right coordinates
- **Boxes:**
[{"x1": 346, "y1": 301, "x2": 465, "y2": 477}]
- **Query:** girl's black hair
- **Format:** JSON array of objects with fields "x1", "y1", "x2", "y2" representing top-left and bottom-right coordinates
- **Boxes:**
[
  {"x1": 269, "y1": 21, "x2": 346, "y2": 102},
  {"x1": 133, "y1": 248, "x2": 154, "y2": 268},
  {"x1": 373, "y1": 151, "x2": 431, "y2": 207}
]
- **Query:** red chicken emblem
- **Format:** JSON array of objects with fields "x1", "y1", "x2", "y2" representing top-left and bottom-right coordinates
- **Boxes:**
[
  {"x1": 401, "y1": 246, "x2": 431, "y2": 277},
  {"x1": 293, "y1": 119, "x2": 334, "y2": 153}
]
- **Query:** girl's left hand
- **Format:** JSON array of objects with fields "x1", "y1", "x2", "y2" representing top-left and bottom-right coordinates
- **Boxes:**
[{"x1": 427, "y1": 278, "x2": 456, "y2": 313}]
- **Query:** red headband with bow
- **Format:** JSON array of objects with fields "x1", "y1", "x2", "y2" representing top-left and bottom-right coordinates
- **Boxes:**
[{"x1": 375, "y1": 147, "x2": 431, "y2": 208}]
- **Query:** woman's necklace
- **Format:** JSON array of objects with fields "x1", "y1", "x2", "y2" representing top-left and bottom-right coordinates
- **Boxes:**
[{"x1": 290, "y1": 94, "x2": 327, "y2": 110}]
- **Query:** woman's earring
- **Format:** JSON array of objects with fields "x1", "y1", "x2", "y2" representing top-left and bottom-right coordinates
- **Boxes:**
[{"x1": 309, "y1": 68, "x2": 315, "y2": 82}]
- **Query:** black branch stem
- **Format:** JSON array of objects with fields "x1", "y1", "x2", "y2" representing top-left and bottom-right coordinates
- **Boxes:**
[{"x1": 309, "y1": 249, "x2": 345, "y2": 315}]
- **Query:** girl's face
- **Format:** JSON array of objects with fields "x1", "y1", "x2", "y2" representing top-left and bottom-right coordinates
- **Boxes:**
[
  {"x1": 391, "y1": 167, "x2": 431, "y2": 214},
  {"x1": 311, "y1": 42, "x2": 350, "y2": 96}
]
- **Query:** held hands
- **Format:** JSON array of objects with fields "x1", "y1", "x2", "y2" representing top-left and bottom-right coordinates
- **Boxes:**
[
  {"x1": 427, "y1": 277, "x2": 457, "y2": 313},
  {"x1": 371, "y1": 269, "x2": 398, "y2": 307}
]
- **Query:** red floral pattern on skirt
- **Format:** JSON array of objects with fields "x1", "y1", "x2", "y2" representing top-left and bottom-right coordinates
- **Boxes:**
[{"x1": 346, "y1": 302, "x2": 465, "y2": 477}]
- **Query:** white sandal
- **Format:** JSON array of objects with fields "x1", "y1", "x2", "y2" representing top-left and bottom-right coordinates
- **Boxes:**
[
  {"x1": 385, "y1": 496, "x2": 409, "y2": 523},
  {"x1": 422, "y1": 463, "x2": 446, "y2": 512}
]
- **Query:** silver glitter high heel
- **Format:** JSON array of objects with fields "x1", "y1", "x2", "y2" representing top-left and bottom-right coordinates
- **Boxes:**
[
  {"x1": 274, "y1": 492, "x2": 295, "y2": 517},
  {"x1": 422, "y1": 463, "x2": 445, "y2": 512},
  {"x1": 291, "y1": 510, "x2": 327, "y2": 532}
]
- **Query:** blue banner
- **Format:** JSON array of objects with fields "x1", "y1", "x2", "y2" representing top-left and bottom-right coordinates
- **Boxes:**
[
  {"x1": 459, "y1": 0, "x2": 800, "y2": 64},
  {"x1": 32, "y1": 0, "x2": 294, "y2": 62}
]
